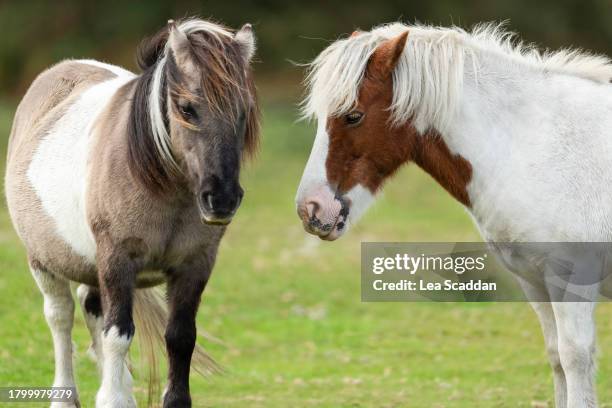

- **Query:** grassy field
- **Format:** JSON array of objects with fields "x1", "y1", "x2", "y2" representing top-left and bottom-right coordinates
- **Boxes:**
[{"x1": 2, "y1": 99, "x2": 612, "y2": 408}]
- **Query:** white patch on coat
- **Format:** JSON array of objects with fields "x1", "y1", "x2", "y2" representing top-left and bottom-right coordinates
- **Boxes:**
[
  {"x1": 295, "y1": 118, "x2": 330, "y2": 203},
  {"x1": 446, "y1": 52, "x2": 612, "y2": 242},
  {"x1": 27, "y1": 72, "x2": 134, "y2": 263},
  {"x1": 345, "y1": 184, "x2": 375, "y2": 227},
  {"x1": 96, "y1": 326, "x2": 136, "y2": 408}
]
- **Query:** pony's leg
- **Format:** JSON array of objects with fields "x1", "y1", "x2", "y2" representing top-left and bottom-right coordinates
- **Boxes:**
[
  {"x1": 30, "y1": 267, "x2": 80, "y2": 408},
  {"x1": 518, "y1": 278, "x2": 567, "y2": 407},
  {"x1": 76, "y1": 285, "x2": 104, "y2": 371},
  {"x1": 77, "y1": 284, "x2": 137, "y2": 406},
  {"x1": 546, "y1": 250, "x2": 601, "y2": 408},
  {"x1": 95, "y1": 248, "x2": 138, "y2": 408},
  {"x1": 162, "y1": 261, "x2": 211, "y2": 408},
  {"x1": 551, "y1": 301, "x2": 598, "y2": 408},
  {"x1": 530, "y1": 301, "x2": 567, "y2": 408}
]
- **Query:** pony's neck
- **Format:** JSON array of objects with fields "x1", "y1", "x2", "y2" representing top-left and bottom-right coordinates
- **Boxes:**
[
  {"x1": 412, "y1": 50, "x2": 555, "y2": 209},
  {"x1": 411, "y1": 130, "x2": 473, "y2": 207},
  {"x1": 442, "y1": 49, "x2": 555, "y2": 175},
  {"x1": 432, "y1": 48, "x2": 599, "y2": 238}
]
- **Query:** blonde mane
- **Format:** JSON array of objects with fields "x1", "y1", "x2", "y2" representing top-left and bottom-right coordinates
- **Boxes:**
[{"x1": 302, "y1": 22, "x2": 612, "y2": 133}]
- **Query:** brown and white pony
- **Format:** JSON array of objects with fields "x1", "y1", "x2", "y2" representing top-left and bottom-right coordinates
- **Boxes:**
[
  {"x1": 297, "y1": 23, "x2": 612, "y2": 407},
  {"x1": 5, "y1": 18, "x2": 259, "y2": 408}
]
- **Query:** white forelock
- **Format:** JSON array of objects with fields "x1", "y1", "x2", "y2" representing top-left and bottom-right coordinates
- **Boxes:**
[
  {"x1": 302, "y1": 22, "x2": 612, "y2": 133},
  {"x1": 148, "y1": 18, "x2": 233, "y2": 171}
]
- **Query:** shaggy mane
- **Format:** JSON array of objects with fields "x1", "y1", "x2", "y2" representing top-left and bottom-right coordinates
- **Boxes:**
[
  {"x1": 302, "y1": 22, "x2": 612, "y2": 133},
  {"x1": 128, "y1": 18, "x2": 260, "y2": 195}
]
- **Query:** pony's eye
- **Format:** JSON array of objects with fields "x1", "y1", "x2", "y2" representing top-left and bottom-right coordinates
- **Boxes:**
[
  {"x1": 179, "y1": 104, "x2": 197, "y2": 120},
  {"x1": 345, "y1": 111, "x2": 364, "y2": 125}
]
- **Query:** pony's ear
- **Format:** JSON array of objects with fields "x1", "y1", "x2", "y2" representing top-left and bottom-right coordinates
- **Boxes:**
[
  {"x1": 167, "y1": 20, "x2": 191, "y2": 64},
  {"x1": 234, "y1": 23, "x2": 256, "y2": 63},
  {"x1": 366, "y1": 31, "x2": 409, "y2": 81}
]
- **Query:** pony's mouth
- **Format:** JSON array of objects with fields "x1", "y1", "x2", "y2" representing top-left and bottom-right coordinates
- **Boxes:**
[
  {"x1": 201, "y1": 213, "x2": 233, "y2": 225},
  {"x1": 196, "y1": 195, "x2": 236, "y2": 226}
]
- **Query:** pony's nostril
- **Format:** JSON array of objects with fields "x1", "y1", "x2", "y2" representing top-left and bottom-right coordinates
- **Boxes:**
[
  {"x1": 201, "y1": 192, "x2": 214, "y2": 211},
  {"x1": 200, "y1": 189, "x2": 242, "y2": 220},
  {"x1": 306, "y1": 201, "x2": 320, "y2": 219},
  {"x1": 235, "y1": 189, "x2": 244, "y2": 210}
]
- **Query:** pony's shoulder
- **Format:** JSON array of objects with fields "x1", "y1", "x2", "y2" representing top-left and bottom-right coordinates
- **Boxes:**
[{"x1": 10, "y1": 59, "x2": 133, "y2": 158}]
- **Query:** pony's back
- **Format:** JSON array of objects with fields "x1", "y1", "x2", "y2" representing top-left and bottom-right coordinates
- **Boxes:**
[
  {"x1": 7, "y1": 61, "x2": 119, "y2": 160},
  {"x1": 5, "y1": 60, "x2": 133, "y2": 283}
]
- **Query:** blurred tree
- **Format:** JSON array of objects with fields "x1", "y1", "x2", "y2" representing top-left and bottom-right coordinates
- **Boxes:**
[{"x1": 0, "y1": 0, "x2": 611, "y2": 99}]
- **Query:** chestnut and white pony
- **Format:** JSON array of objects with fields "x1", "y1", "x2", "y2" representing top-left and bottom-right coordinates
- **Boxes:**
[{"x1": 296, "y1": 23, "x2": 612, "y2": 407}]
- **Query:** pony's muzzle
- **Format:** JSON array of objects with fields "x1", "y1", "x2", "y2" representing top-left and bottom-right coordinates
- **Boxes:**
[
  {"x1": 297, "y1": 186, "x2": 350, "y2": 241},
  {"x1": 197, "y1": 185, "x2": 244, "y2": 225}
]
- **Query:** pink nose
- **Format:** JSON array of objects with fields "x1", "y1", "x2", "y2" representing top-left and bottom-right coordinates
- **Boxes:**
[{"x1": 297, "y1": 187, "x2": 345, "y2": 239}]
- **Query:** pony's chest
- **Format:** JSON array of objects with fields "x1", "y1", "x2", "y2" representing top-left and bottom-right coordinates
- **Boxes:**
[
  {"x1": 145, "y1": 211, "x2": 226, "y2": 268},
  {"x1": 119, "y1": 221, "x2": 224, "y2": 288}
]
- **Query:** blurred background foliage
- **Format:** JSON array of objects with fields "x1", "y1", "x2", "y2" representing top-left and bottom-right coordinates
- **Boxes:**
[{"x1": 1, "y1": 0, "x2": 612, "y2": 101}]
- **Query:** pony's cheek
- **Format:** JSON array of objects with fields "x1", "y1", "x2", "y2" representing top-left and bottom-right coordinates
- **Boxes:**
[
  {"x1": 339, "y1": 157, "x2": 381, "y2": 194},
  {"x1": 180, "y1": 148, "x2": 203, "y2": 190}
]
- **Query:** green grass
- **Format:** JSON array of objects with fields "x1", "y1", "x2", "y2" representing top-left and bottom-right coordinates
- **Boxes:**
[{"x1": 2, "y1": 100, "x2": 612, "y2": 408}]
